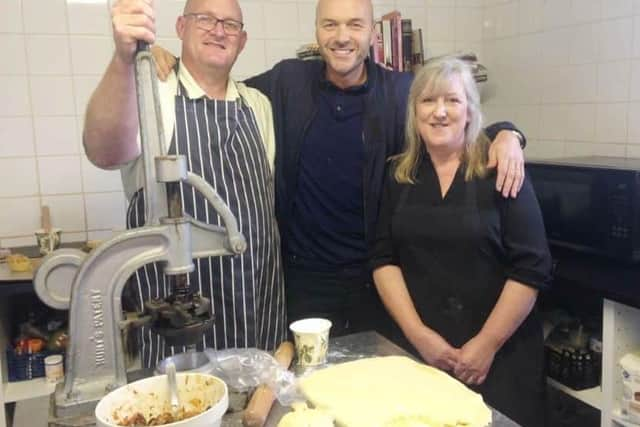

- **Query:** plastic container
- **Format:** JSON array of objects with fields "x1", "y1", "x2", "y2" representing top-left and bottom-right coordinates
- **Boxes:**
[{"x1": 95, "y1": 372, "x2": 228, "y2": 427}]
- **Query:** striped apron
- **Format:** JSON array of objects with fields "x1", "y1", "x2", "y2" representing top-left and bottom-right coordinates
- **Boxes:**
[{"x1": 125, "y1": 77, "x2": 286, "y2": 368}]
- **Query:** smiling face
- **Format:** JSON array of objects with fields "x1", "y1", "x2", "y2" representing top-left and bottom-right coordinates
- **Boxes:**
[
  {"x1": 415, "y1": 73, "x2": 469, "y2": 154},
  {"x1": 176, "y1": 0, "x2": 246, "y2": 75},
  {"x1": 315, "y1": 0, "x2": 375, "y2": 89}
]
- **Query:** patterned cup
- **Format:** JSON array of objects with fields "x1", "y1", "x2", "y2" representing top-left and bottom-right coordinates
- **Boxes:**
[
  {"x1": 35, "y1": 228, "x2": 62, "y2": 256},
  {"x1": 289, "y1": 318, "x2": 332, "y2": 367}
]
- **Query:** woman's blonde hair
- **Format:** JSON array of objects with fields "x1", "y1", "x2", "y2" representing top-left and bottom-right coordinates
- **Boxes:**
[{"x1": 394, "y1": 55, "x2": 490, "y2": 184}]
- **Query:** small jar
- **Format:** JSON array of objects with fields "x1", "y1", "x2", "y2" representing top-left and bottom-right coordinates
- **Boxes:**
[{"x1": 44, "y1": 354, "x2": 64, "y2": 383}]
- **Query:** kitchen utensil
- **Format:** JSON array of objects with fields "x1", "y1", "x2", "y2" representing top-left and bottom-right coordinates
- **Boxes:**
[
  {"x1": 95, "y1": 372, "x2": 228, "y2": 427},
  {"x1": 242, "y1": 341, "x2": 295, "y2": 427},
  {"x1": 166, "y1": 360, "x2": 180, "y2": 417},
  {"x1": 42, "y1": 205, "x2": 51, "y2": 233}
]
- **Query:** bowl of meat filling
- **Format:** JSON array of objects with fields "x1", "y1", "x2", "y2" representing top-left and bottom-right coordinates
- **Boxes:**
[{"x1": 95, "y1": 372, "x2": 228, "y2": 427}]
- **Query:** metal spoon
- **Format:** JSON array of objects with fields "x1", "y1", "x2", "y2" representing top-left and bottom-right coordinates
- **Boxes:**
[{"x1": 166, "y1": 359, "x2": 180, "y2": 417}]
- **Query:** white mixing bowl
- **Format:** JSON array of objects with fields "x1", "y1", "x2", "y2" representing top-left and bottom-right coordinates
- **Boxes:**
[{"x1": 95, "y1": 372, "x2": 228, "y2": 427}]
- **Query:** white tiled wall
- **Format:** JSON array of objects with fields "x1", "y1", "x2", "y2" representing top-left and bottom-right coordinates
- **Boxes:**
[
  {"x1": 0, "y1": 0, "x2": 483, "y2": 248},
  {"x1": 481, "y1": 0, "x2": 640, "y2": 160}
]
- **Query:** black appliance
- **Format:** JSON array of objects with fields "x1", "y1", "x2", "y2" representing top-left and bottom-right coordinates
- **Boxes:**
[{"x1": 527, "y1": 156, "x2": 640, "y2": 263}]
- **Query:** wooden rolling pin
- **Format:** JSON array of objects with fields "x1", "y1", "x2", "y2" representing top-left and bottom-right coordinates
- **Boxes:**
[{"x1": 242, "y1": 341, "x2": 295, "y2": 427}]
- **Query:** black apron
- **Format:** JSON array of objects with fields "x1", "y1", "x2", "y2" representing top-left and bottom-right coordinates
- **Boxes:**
[
  {"x1": 391, "y1": 166, "x2": 545, "y2": 427},
  {"x1": 125, "y1": 75, "x2": 285, "y2": 368}
]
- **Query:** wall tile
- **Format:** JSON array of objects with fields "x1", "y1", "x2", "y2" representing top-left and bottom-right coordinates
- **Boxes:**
[
  {"x1": 517, "y1": 0, "x2": 544, "y2": 34},
  {"x1": 427, "y1": 7, "x2": 456, "y2": 41},
  {"x1": 1, "y1": 237, "x2": 39, "y2": 248},
  {"x1": 0, "y1": 0, "x2": 23, "y2": 33},
  {"x1": 67, "y1": 0, "x2": 110, "y2": 35},
  {"x1": 595, "y1": 103, "x2": 628, "y2": 143},
  {"x1": 597, "y1": 60, "x2": 631, "y2": 102},
  {"x1": 627, "y1": 145, "x2": 640, "y2": 158},
  {"x1": 0, "y1": 158, "x2": 39, "y2": 197},
  {"x1": 40, "y1": 194, "x2": 86, "y2": 232},
  {"x1": 565, "y1": 141, "x2": 627, "y2": 157},
  {"x1": 265, "y1": 40, "x2": 301, "y2": 68},
  {"x1": 26, "y1": 35, "x2": 72, "y2": 75},
  {"x1": 0, "y1": 198, "x2": 41, "y2": 238},
  {"x1": 569, "y1": 24, "x2": 600, "y2": 64},
  {"x1": 455, "y1": 7, "x2": 483, "y2": 43},
  {"x1": 81, "y1": 156, "x2": 124, "y2": 193},
  {"x1": 598, "y1": 18, "x2": 632, "y2": 61},
  {"x1": 513, "y1": 105, "x2": 541, "y2": 141},
  {"x1": 69, "y1": 36, "x2": 113, "y2": 75},
  {"x1": 627, "y1": 101, "x2": 640, "y2": 141},
  {"x1": 571, "y1": 0, "x2": 601, "y2": 24},
  {"x1": 0, "y1": 118, "x2": 35, "y2": 157},
  {"x1": 85, "y1": 192, "x2": 127, "y2": 231},
  {"x1": 634, "y1": 16, "x2": 640, "y2": 57},
  {"x1": 37, "y1": 155, "x2": 82, "y2": 195},
  {"x1": 265, "y1": 3, "x2": 299, "y2": 39},
  {"x1": 233, "y1": 39, "x2": 267, "y2": 76},
  {"x1": 34, "y1": 116, "x2": 79, "y2": 156},
  {"x1": 62, "y1": 232, "x2": 87, "y2": 243},
  {"x1": 566, "y1": 104, "x2": 597, "y2": 142},
  {"x1": 155, "y1": 0, "x2": 184, "y2": 38},
  {"x1": 30, "y1": 76, "x2": 75, "y2": 116},
  {"x1": 539, "y1": 105, "x2": 569, "y2": 141},
  {"x1": 527, "y1": 140, "x2": 566, "y2": 159},
  {"x1": 401, "y1": 7, "x2": 428, "y2": 37},
  {"x1": 243, "y1": 2, "x2": 266, "y2": 39},
  {"x1": 542, "y1": 0, "x2": 571, "y2": 30},
  {"x1": 566, "y1": 63, "x2": 598, "y2": 103},
  {"x1": 73, "y1": 75, "x2": 101, "y2": 116},
  {"x1": 630, "y1": 59, "x2": 640, "y2": 99},
  {"x1": 297, "y1": 2, "x2": 316, "y2": 42},
  {"x1": 604, "y1": 0, "x2": 633, "y2": 19},
  {"x1": 0, "y1": 35, "x2": 27, "y2": 74},
  {"x1": 0, "y1": 76, "x2": 31, "y2": 116},
  {"x1": 22, "y1": 0, "x2": 67, "y2": 34},
  {"x1": 540, "y1": 29, "x2": 571, "y2": 66}
]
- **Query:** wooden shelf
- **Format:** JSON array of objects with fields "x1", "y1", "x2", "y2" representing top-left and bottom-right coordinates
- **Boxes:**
[
  {"x1": 3, "y1": 377, "x2": 55, "y2": 403},
  {"x1": 547, "y1": 377, "x2": 602, "y2": 410}
]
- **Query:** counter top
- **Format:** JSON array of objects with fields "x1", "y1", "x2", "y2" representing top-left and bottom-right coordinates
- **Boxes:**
[{"x1": 256, "y1": 331, "x2": 519, "y2": 427}]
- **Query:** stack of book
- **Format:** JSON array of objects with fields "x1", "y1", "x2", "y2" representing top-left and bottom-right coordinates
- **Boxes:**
[{"x1": 370, "y1": 11, "x2": 424, "y2": 73}]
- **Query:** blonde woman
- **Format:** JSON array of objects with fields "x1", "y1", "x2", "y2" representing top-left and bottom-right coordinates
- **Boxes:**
[{"x1": 370, "y1": 56, "x2": 552, "y2": 427}]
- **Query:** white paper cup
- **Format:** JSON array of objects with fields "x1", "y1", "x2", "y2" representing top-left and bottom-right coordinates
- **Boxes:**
[
  {"x1": 44, "y1": 354, "x2": 64, "y2": 383},
  {"x1": 289, "y1": 318, "x2": 332, "y2": 366}
]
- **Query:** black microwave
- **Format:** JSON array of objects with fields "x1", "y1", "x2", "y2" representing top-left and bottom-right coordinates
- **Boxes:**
[{"x1": 527, "y1": 156, "x2": 640, "y2": 263}]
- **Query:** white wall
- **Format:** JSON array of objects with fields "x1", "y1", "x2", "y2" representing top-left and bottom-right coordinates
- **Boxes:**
[
  {"x1": 0, "y1": 0, "x2": 484, "y2": 247},
  {"x1": 481, "y1": 0, "x2": 640, "y2": 160}
]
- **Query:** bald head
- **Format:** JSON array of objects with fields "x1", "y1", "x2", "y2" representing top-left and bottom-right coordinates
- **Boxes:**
[
  {"x1": 315, "y1": 0, "x2": 373, "y2": 26},
  {"x1": 184, "y1": 0, "x2": 243, "y2": 22}
]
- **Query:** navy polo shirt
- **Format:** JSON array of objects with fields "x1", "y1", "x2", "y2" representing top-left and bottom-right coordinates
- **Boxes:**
[{"x1": 285, "y1": 79, "x2": 368, "y2": 271}]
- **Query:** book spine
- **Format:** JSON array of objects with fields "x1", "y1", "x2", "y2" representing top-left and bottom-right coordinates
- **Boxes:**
[{"x1": 401, "y1": 19, "x2": 413, "y2": 73}]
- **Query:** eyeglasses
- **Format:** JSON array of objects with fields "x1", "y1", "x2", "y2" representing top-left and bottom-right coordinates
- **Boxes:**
[{"x1": 183, "y1": 13, "x2": 244, "y2": 35}]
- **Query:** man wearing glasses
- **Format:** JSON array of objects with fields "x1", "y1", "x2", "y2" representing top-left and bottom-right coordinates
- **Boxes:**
[{"x1": 83, "y1": 0, "x2": 285, "y2": 368}]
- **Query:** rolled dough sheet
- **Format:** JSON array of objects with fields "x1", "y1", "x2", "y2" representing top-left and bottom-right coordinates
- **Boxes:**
[{"x1": 299, "y1": 356, "x2": 491, "y2": 427}]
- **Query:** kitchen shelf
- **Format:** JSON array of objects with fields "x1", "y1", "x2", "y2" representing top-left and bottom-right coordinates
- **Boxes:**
[
  {"x1": 3, "y1": 377, "x2": 55, "y2": 403},
  {"x1": 547, "y1": 377, "x2": 602, "y2": 410}
]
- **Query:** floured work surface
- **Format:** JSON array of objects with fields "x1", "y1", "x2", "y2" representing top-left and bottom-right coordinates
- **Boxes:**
[{"x1": 299, "y1": 356, "x2": 491, "y2": 427}]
